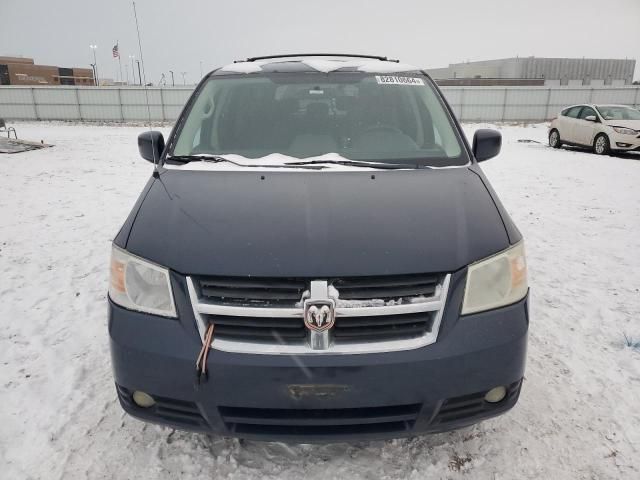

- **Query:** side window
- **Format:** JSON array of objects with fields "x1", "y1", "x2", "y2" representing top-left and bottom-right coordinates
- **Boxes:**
[
  {"x1": 565, "y1": 106, "x2": 583, "y2": 118},
  {"x1": 192, "y1": 128, "x2": 201, "y2": 149},
  {"x1": 578, "y1": 107, "x2": 596, "y2": 120},
  {"x1": 173, "y1": 82, "x2": 217, "y2": 155}
]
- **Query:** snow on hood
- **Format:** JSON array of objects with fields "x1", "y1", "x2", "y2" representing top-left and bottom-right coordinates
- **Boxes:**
[
  {"x1": 162, "y1": 152, "x2": 466, "y2": 172},
  {"x1": 163, "y1": 153, "x2": 471, "y2": 172},
  {"x1": 164, "y1": 152, "x2": 377, "y2": 171}
]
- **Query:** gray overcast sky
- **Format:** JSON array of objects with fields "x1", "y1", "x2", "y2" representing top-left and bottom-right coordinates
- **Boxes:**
[{"x1": 2, "y1": 0, "x2": 639, "y2": 84}]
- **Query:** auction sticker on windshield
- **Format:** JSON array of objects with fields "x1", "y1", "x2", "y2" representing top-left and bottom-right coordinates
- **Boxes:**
[{"x1": 376, "y1": 75, "x2": 424, "y2": 86}]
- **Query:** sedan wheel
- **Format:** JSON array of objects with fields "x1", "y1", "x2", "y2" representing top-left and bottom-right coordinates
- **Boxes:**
[
  {"x1": 593, "y1": 134, "x2": 610, "y2": 155},
  {"x1": 549, "y1": 130, "x2": 561, "y2": 148}
]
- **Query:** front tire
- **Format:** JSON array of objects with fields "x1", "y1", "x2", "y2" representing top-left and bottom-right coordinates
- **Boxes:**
[
  {"x1": 593, "y1": 134, "x2": 610, "y2": 155},
  {"x1": 549, "y1": 129, "x2": 562, "y2": 148}
]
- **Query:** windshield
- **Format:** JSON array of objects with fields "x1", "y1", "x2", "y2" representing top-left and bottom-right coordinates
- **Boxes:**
[
  {"x1": 170, "y1": 73, "x2": 467, "y2": 167},
  {"x1": 596, "y1": 105, "x2": 640, "y2": 121}
]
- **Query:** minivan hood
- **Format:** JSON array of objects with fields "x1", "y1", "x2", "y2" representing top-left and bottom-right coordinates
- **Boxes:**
[{"x1": 124, "y1": 168, "x2": 510, "y2": 277}]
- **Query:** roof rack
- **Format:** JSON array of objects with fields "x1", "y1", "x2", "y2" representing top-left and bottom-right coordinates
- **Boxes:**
[{"x1": 239, "y1": 53, "x2": 399, "y2": 63}]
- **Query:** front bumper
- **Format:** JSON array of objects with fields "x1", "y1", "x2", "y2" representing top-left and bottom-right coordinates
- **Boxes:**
[
  {"x1": 609, "y1": 131, "x2": 640, "y2": 151},
  {"x1": 109, "y1": 272, "x2": 529, "y2": 442}
]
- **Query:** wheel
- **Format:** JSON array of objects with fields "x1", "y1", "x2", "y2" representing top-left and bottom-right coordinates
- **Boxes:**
[
  {"x1": 593, "y1": 134, "x2": 610, "y2": 155},
  {"x1": 549, "y1": 129, "x2": 562, "y2": 148}
]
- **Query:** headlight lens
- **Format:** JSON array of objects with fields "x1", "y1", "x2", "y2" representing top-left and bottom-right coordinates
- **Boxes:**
[
  {"x1": 612, "y1": 126, "x2": 637, "y2": 135},
  {"x1": 461, "y1": 241, "x2": 527, "y2": 315},
  {"x1": 109, "y1": 245, "x2": 177, "y2": 317}
]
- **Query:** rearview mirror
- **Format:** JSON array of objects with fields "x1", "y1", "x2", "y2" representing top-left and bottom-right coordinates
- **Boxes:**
[
  {"x1": 138, "y1": 131, "x2": 165, "y2": 163},
  {"x1": 472, "y1": 129, "x2": 502, "y2": 162},
  {"x1": 585, "y1": 115, "x2": 597, "y2": 122}
]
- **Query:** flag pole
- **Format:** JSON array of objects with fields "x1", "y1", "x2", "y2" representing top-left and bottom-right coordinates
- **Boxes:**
[{"x1": 117, "y1": 41, "x2": 123, "y2": 84}]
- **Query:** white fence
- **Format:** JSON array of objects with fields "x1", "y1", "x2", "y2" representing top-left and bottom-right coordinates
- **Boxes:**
[
  {"x1": 446, "y1": 86, "x2": 640, "y2": 122},
  {"x1": 1, "y1": 85, "x2": 639, "y2": 123}
]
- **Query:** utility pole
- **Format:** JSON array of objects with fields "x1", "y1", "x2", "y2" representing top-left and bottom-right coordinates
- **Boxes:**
[
  {"x1": 136, "y1": 60, "x2": 142, "y2": 86},
  {"x1": 169, "y1": 70, "x2": 175, "y2": 87},
  {"x1": 89, "y1": 45, "x2": 98, "y2": 85},
  {"x1": 181, "y1": 71, "x2": 187, "y2": 85},
  {"x1": 90, "y1": 63, "x2": 97, "y2": 86},
  {"x1": 129, "y1": 55, "x2": 136, "y2": 84}
]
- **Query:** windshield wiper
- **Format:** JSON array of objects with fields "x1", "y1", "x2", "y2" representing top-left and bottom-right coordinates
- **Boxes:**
[
  {"x1": 165, "y1": 155, "x2": 420, "y2": 170},
  {"x1": 284, "y1": 159, "x2": 422, "y2": 169},
  {"x1": 165, "y1": 154, "x2": 324, "y2": 169},
  {"x1": 165, "y1": 154, "x2": 225, "y2": 164}
]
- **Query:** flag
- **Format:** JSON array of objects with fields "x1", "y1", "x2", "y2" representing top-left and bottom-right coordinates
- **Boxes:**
[{"x1": 112, "y1": 44, "x2": 119, "y2": 58}]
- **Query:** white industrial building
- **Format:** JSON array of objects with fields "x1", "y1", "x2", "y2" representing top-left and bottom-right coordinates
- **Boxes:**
[{"x1": 426, "y1": 57, "x2": 636, "y2": 86}]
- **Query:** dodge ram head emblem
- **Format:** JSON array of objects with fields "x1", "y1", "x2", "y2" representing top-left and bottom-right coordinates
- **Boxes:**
[{"x1": 303, "y1": 300, "x2": 336, "y2": 332}]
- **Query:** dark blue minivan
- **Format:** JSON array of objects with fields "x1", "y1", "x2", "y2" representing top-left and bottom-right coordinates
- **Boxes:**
[{"x1": 109, "y1": 54, "x2": 528, "y2": 442}]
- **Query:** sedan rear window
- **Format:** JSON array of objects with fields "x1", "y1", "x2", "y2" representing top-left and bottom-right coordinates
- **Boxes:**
[{"x1": 171, "y1": 73, "x2": 468, "y2": 167}]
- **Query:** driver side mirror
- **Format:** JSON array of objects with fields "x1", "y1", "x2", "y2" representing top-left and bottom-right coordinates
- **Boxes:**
[
  {"x1": 585, "y1": 115, "x2": 597, "y2": 122},
  {"x1": 472, "y1": 129, "x2": 502, "y2": 162},
  {"x1": 138, "y1": 131, "x2": 165, "y2": 163}
]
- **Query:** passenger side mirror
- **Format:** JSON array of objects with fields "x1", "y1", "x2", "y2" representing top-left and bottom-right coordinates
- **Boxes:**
[
  {"x1": 138, "y1": 131, "x2": 165, "y2": 163},
  {"x1": 472, "y1": 129, "x2": 502, "y2": 162},
  {"x1": 585, "y1": 115, "x2": 597, "y2": 122}
]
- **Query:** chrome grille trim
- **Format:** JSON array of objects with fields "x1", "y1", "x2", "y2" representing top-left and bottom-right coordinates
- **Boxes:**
[{"x1": 186, "y1": 274, "x2": 451, "y2": 355}]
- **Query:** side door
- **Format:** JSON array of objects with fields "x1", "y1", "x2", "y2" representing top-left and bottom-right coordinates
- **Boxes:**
[
  {"x1": 574, "y1": 106, "x2": 600, "y2": 146},
  {"x1": 557, "y1": 105, "x2": 583, "y2": 143}
]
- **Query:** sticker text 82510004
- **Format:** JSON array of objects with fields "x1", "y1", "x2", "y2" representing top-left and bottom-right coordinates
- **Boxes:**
[{"x1": 376, "y1": 76, "x2": 425, "y2": 86}]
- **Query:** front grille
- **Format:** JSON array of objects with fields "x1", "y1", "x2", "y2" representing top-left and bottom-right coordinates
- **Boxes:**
[
  {"x1": 332, "y1": 273, "x2": 439, "y2": 301},
  {"x1": 117, "y1": 385, "x2": 207, "y2": 428},
  {"x1": 188, "y1": 273, "x2": 450, "y2": 354},
  {"x1": 196, "y1": 273, "x2": 440, "y2": 306},
  {"x1": 202, "y1": 313, "x2": 307, "y2": 343},
  {"x1": 203, "y1": 311, "x2": 435, "y2": 344},
  {"x1": 334, "y1": 311, "x2": 434, "y2": 341},
  {"x1": 198, "y1": 276, "x2": 306, "y2": 307},
  {"x1": 431, "y1": 380, "x2": 522, "y2": 425},
  {"x1": 219, "y1": 403, "x2": 421, "y2": 437}
]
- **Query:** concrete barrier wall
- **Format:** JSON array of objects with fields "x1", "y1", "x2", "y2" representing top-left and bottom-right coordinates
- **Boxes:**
[{"x1": 1, "y1": 85, "x2": 639, "y2": 123}]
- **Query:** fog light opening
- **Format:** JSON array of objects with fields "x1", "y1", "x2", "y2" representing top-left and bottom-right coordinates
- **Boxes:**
[
  {"x1": 616, "y1": 142, "x2": 631, "y2": 148},
  {"x1": 132, "y1": 390, "x2": 156, "y2": 408},
  {"x1": 484, "y1": 386, "x2": 507, "y2": 403}
]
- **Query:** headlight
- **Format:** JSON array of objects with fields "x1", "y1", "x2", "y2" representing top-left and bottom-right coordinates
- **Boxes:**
[
  {"x1": 461, "y1": 241, "x2": 528, "y2": 315},
  {"x1": 109, "y1": 245, "x2": 177, "y2": 317},
  {"x1": 612, "y1": 126, "x2": 637, "y2": 135}
]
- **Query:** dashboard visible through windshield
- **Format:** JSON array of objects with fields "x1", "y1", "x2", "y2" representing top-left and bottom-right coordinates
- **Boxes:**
[{"x1": 170, "y1": 72, "x2": 468, "y2": 167}]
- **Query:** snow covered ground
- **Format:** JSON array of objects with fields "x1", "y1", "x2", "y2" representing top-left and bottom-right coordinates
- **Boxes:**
[{"x1": 1, "y1": 122, "x2": 639, "y2": 479}]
